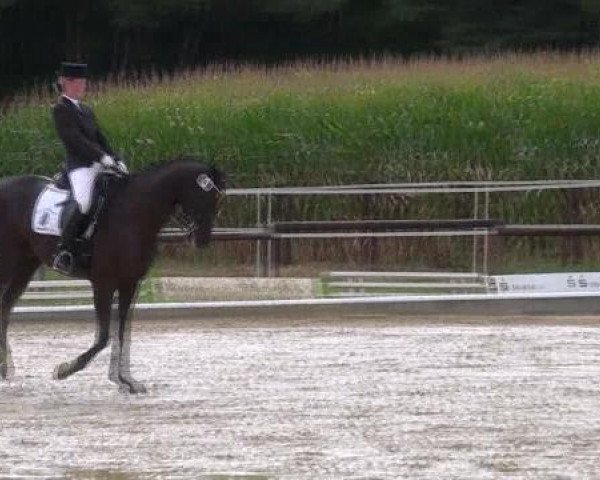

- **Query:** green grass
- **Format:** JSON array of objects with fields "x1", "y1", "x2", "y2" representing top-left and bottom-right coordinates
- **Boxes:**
[{"x1": 3, "y1": 53, "x2": 600, "y2": 184}]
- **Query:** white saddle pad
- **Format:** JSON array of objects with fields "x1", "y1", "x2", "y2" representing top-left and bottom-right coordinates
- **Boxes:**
[{"x1": 32, "y1": 185, "x2": 70, "y2": 236}]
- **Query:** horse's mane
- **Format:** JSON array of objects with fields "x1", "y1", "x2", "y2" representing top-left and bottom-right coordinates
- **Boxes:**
[
  {"x1": 136, "y1": 156, "x2": 206, "y2": 175},
  {"x1": 133, "y1": 156, "x2": 226, "y2": 190}
]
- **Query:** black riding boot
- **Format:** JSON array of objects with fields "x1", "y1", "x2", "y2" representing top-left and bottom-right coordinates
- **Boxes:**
[{"x1": 53, "y1": 209, "x2": 85, "y2": 273}]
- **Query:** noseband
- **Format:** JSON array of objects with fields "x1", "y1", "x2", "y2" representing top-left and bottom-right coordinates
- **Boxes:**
[
  {"x1": 173, "y1": 207, "x2": 197, "y2": 239},
  {"x1": 173, "y1": 173, "x2": 225, "y2": 239}
]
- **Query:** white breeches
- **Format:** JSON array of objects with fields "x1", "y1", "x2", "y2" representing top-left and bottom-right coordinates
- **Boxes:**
[{"x1": 68, "y1": 163, "x2": 101, "y2": 214}]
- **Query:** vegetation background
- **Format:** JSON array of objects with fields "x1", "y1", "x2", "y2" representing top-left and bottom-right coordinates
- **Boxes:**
[{"x1": 3, "y1": 0, "x2": 600, "y2": 99}]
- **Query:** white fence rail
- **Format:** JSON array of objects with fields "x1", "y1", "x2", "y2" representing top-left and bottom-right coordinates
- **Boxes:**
[
  {"x1": 321, "y1": 271, "x2": 489, "y2": 297},
  {"x1": 223, "y1": 179, "x2": 600, "y2": 277},
  {"x1": 228, "y1": 179, "x2": 600, "y2": 196},
  {"x1": 321, "y1": 271, "x2": 600, "y2": 298},
  {"x1": 22, "y1": 280, "x2": 93, "y2": 304}
]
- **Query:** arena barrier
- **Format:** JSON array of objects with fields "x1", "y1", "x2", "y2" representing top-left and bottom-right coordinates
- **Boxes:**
[
  {"x1": 15, "y1": 271, "x2": 600, "y2": 320},
  {"x1": 13, "y1": 289, "x2": 600, "y2": 321},
  {"x1": 320, "y1": 271, "x2": 488, "y2": 297},
  {"x1": 18, "y1": 180, "x2": 600, "y2": 317},
  {"x1": 21, "y1": 280, "x2": 93, "y2": 304}
]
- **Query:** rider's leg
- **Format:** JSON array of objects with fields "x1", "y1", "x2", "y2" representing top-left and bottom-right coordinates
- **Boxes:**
[
  {"x1": 54, "y1": 208, "x2": 85, "y2": 259},
  {"x1": 54, "y1": 164, "x2": 99, "y2": 271}
]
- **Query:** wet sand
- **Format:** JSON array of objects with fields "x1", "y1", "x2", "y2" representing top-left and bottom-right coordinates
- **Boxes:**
[{"x1": 2, "y1": 316, "x2": 600, "y2": 479}]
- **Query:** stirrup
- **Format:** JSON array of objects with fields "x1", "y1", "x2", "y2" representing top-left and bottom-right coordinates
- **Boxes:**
[{"x1": 53, "y1": 250, "x2": 74, "y2": 272}]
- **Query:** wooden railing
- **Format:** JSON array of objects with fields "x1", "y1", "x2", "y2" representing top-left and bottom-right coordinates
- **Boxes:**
[{"x1": 159, "y1": 221, "x2": 600, "y2": 277}]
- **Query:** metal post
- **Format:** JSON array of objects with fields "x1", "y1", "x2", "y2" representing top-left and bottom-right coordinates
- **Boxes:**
[
  {"x1": 255, "y1": 193, "x2": 263, "y2": 277},
  {"x1": 267, "y1": 193, "x2": 273, "y2": 277},
  {"x1": 483, "y1": 188, "x2": 490, "y2": 276},
  {"x1": 472, "y1": 190, "x2": 479, "y2": 273}
]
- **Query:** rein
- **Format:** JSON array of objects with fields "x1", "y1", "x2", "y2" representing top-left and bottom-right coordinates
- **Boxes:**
[{"x1": 172, "y1": 207, "x2": 197, "y2": 240}]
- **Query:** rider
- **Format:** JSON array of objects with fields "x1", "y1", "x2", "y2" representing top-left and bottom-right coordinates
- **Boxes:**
[{"x1": 52, "y1": 62, "x2": 127, "y2": 272}]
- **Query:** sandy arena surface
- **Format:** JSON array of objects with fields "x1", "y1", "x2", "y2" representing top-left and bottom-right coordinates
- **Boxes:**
[{"x1": 2, "y1": 315, "x2": 600, "y2": 479}]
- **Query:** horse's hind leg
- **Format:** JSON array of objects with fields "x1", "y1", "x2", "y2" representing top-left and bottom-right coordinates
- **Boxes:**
[
  {"x1": 0, "y1": 283, "x2": 10, "y2": 380},
  {"x1": 54, "y1": 283, "x2": 114, "y2": 380},
  {"x1": 0, "y1": 258, "x2": 40, "y2": 379}
]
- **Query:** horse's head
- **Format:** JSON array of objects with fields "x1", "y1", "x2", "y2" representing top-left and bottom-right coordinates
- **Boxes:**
[{"x1": 178, "y1": 164, "x2": 226, "y2": 247}]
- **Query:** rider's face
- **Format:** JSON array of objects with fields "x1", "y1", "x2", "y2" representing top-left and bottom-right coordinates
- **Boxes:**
[{"x1": 61, "y1": 77, "x2": 87, "y2": 100}]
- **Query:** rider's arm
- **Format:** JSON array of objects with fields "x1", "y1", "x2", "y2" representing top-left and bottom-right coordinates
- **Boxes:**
[
  {"x1": 52, "y1": 103, "x2": 105, "y2": 166},
  {"x1": 88, "y1": 108, "x2": 116, "y2": 158},
  {"x1": 97, "y1": 129, "x2": 115, "y2": 158},
  {"x1": 90, "y1": 110, "x2": 127, "y2": 173}
]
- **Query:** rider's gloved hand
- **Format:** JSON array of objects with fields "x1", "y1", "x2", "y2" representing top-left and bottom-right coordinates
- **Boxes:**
[
  {"x1": 100, "y1": 154, "x2": 117, "y2": 169},
  {"x1": 116, "y1": 161, "x2": 128, "y2": 174}
]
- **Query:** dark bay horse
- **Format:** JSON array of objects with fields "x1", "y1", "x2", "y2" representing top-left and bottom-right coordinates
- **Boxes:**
[{"x1": 0, "y1": 158, "x2": 225, "y2": 393}]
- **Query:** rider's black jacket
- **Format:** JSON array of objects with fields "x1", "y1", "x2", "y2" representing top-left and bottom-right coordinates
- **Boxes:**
[{"x1": 52, "y1": 96, "x2": 115, "y2": 171}]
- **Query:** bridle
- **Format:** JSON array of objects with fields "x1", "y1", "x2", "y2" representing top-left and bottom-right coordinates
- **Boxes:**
[{"x1": 173, "y1": 173, "x2": 225, "y2": 239}]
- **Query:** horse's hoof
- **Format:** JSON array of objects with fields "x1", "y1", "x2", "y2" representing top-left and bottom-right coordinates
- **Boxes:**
[
  {"x1": 127, "y1": 381, "x2": 147, "y2": 394},
  {"x1": 132, "y1": 383, "x2": 147, "y2": 394},
  {"x1": 120, "y1": 380, "x2": 147, "y2": 394},
  {"x1": 53, "y1": 362, "x2": 73, "y2": 380}
]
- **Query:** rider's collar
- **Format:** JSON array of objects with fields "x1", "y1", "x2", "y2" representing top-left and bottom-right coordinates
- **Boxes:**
[{"x1": 62, "y1": 95, "x2": 81, "y2": 109}]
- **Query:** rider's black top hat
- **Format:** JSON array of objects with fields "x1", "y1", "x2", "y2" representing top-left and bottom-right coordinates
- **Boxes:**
[{"x1": 59, "y1": 62, "x2": 88, "y2": 79}]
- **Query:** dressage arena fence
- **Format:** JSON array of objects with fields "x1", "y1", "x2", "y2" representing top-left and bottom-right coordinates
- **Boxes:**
[
  {"x1": 158, "y1": 179, "x2": 600, "y2": 277},
  {"x1": 320, "y1": 271, "x2": 489, "y2": 297},
  {"x1": 22, "y1": 280, "x2": 94, "y2": 304},
  {"x1": 19, "y1": 272, "x2": 489, "y2": 305},
  {"x1": 20, "y1": 279, "x2": 156, "y2": 306},
  {"x1": 20, "y1": 270, "x2": 600, "y2": 310},
  {"x1": 22, "y1": 272, "x2": 488, "y2": 306},
  {"x1": 17, "y1": 273, "x2": 600, "y2": 320}
]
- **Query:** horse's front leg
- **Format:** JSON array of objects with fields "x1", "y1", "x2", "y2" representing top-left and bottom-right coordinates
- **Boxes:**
[
  {"x1": 54, "y1": 284, "x2": 114, "y2": 380},
  {"x1": 0, "y1": 285, "x2": 11, "y2": 380},
  {"x1": 109, "y1": 281, "x2": 146, "y2": 394}
]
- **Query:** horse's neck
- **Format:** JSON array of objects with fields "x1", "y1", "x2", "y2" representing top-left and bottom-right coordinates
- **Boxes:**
[{"x1": 135, "y1": 164, "x2": 189, "y2": 231}]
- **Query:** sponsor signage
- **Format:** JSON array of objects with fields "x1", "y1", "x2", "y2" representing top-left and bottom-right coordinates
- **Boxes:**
[{"x1": 487, "y1": 272, "x2": 600, "y2": 294}]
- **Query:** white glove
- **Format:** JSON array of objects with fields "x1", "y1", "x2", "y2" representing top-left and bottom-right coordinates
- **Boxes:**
[
  {"x1": 100, "y1": 154, "x2": 116, "y2": 168},
  {"x1": 117, "y1": 161, "x2": 129, "y2": 174}
]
